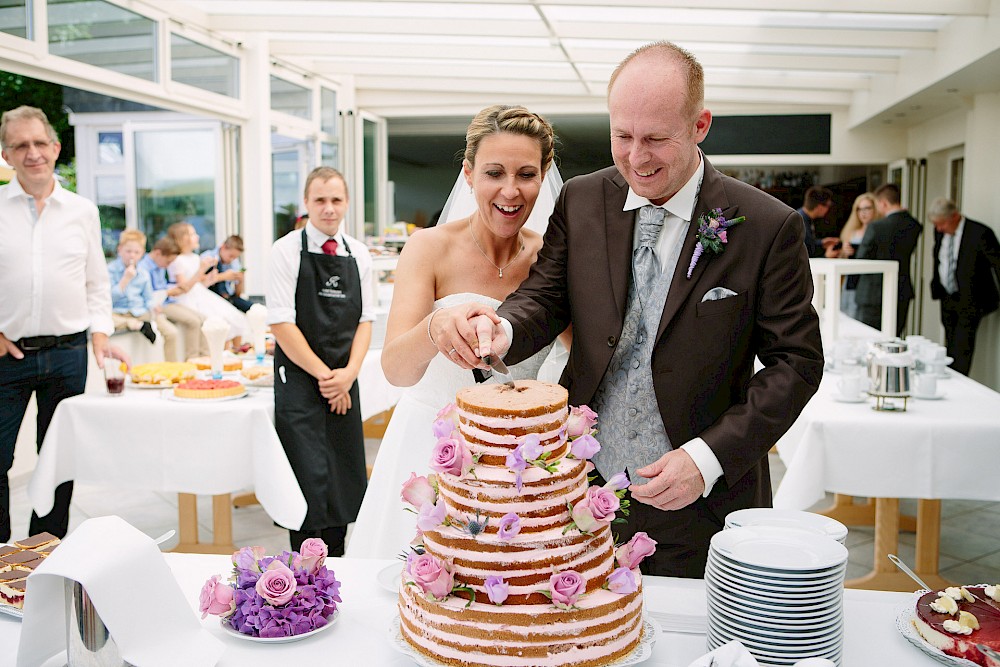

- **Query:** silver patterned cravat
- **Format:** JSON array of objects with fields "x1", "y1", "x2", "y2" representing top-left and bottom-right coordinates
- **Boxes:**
[
  {"x1": 944, "y1": 233, "x2": 958, "y2": 294},
  {"x1": 633, "y1": 205, "x2": 666, "y2": 305}
]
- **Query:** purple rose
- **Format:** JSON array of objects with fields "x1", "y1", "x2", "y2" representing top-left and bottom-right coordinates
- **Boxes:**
[
  {"x1": 407, "y1": 553, "x2": 454, "y2": 600},
  {"x1": 400, "y1": 472, "x2": 437, "y2": 509},
  {"x1": 604, "y1": 471, "x2": 630, "y2": 491},
  {"x1": 416, "y1": 498, "x2": 447, "y2": 532},
  {"x1": 497, "y1": 512, "x2": 521, "y2": 541},
  {"x1": 566, "y1": 405, "x2": 598, "y2": 437},
  {"x1": 429, "y1": 436, "x2": 473, "y2": 478},
  {"x1": 549, "y1": 570, "x2": 585, "y2": 609},
  {"x1": 255, "y1": 562, "x2": 296, "y2": 606},
  {"x1": 572, "y1": 486, "x2": 619, "y2": 532},
  {"x1": 232, "y1": 545, "x2": 266, "y2": 572},
  {"x1": 607, "y1": 567, "x2": 638, "y2": 595},
  {"x1": 199, "y1": 574, "x2": 235, "y2": 619},
  {"x1": 519, "y1": 434, "x2": 543, "y2": 461},
  {"x1": 431, "y1": 418, "x2": 454, "y2": 439},
  {"x1": 298, "y1": 538, "x2": 327, "y2": 574},
  {"x1": 484, "y1": 575, "x2": 509, "y2": 605},
  {"x1": 570, "y1": 434, "x2": 601, "y2": 460},
  {"x1": 616, "y1": 532, "x2": 657, "y2": 571}
]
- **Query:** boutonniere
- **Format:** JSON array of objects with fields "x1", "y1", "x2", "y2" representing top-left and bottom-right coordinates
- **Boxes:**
[{"x1": 686, "y1": 208, "x2": 746, "y2": 279}]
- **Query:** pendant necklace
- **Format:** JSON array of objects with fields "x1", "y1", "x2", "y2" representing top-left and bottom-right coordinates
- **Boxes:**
[{"x1": 469, "y1": 219, "x2": 524, "y2": 278}]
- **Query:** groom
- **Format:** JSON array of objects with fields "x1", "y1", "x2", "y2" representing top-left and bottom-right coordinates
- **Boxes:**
[{"x1": 436, "y1": 41, "x2": 823, "y2": 578}]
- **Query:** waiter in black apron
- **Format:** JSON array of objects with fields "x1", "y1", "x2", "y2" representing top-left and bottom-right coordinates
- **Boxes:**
[{"x1": 267, "y1": 166, "x2": 372, "y2": 555}]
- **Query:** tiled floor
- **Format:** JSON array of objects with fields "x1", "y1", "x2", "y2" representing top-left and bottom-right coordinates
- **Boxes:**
[{"x1": 10, "y1": 448, "x2": 1000, "y2": 588}]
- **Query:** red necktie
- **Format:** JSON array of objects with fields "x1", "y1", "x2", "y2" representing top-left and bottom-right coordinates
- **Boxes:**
[{"x1": 321, "y1": 238, "x2": 338, "y2": 255}]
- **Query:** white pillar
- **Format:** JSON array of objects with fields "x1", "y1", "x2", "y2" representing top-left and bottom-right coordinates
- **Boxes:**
[{"x1": 240, "y1": 34, "x2": 274, "y2": 298}]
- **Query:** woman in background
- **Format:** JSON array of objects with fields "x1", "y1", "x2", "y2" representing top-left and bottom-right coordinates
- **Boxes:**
[{"x1": 839, "y1": 192, "x2": 879, "y2": 320}]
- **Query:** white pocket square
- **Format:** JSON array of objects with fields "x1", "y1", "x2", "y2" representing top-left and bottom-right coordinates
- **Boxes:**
[{"x1": 701, "y1": 287, "x2": 738, "y2": 302}]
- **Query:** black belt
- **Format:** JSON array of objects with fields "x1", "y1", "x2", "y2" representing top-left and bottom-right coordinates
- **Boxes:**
[{"x1": 16, "y1": 331, "x2": 87, "y2": 351}]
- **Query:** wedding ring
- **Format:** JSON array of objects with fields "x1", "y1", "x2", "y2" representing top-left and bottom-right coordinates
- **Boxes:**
[{"x1": 448, "y1": 348, "x2": 457, "y2": 355}]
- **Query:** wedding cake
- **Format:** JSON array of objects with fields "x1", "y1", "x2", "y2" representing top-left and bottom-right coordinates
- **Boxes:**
[{"x1": 397, "y1": 379, "x2": 655, "y2": 667}]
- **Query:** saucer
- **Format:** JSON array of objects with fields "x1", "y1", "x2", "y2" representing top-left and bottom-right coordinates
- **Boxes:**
[
  {"x1": 913, "y1": 390, "x2": 945, "y2": 400},
  {"x1": 832, "y1": 391, "x2": 867, "y2": 403}
]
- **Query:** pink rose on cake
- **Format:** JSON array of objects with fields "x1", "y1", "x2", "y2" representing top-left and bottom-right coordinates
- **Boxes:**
[
  {"x1": 616, "y1": 532, "x2": 656, "y2": 571},
  {"x1": 298, "y1": 538, "x2": 327, "y2": 574},
  {"x1": 436, "y1": 402, "x2": 460, "y2": 427},
  {"x1": 547, "y1": 570, "x2": 586, "y2": 610},
  {"x1": 429, "y1": 435, "x2": 473, "y2": 478},
  {"x1": 431, "y1": 419, "x2": 454, "y2": 438},
  {"x1": 199, "y1": 574, "x2": 236, "y2": 619},
  {"x1": 568, "y1": 485, "x2": 620, "y2": 534},
  {"x1": 256, "y1": 562, "x2": 297, "y2": 605},
  {"x1": 401, "y1": 472, "x2": 437, "y2": 509},
  {"x1": 606, "y1": 567, "x2": 638, "y2": 595},
  {"x1": 566, "y1": 405, "x2": 598, "y2": 438},
  {"x1": 407, "y1": 552, "x2": 455, "y2": 601}
]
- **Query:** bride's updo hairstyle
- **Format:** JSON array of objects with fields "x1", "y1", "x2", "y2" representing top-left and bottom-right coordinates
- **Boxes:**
[{"x1": 463, "y1": 105, "x2": 555, "y2": 175}]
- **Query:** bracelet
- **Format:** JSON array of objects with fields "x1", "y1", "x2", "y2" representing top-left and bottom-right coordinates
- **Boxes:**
[{"x1": 427, "y1": 308, "x2": 442, "y2": 346}]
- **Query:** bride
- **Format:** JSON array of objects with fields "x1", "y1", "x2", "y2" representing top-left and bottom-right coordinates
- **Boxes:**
[{"x1": 346, "y1": 105, "x2": 564, "y2": 559}]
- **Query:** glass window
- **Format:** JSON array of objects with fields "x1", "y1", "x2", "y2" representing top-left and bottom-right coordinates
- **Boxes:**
[
  {"x1": 47, "y1": 0, "x2": 156, "y2": 81},
  {"x1": 272, "y1": 149, "x2": 300, "y2": 240},
  {"x1": 270, "y1": 76, "x2": 311, "y2": 119},
  {"x1": 98, "y1": 132, "x2": 123, "y2": 165},
  {"x1": 321, "y1": 142, "x2": 338, "y2": 169},
  {"x1": 95, "y1": 175, "x2": 126, "y2": 257},
  {"x1": 320, "y1": 87, "x2": 338, "y2": 136},
  {"x1": 170, "y1": 33, "x2": 239, "y2": 98},
  {"x1": 0, "y1": 0, "x2": 28, "y2": 39},
  {"x1": 135, "y1": 128, "x2": 217, "y2": 250}
]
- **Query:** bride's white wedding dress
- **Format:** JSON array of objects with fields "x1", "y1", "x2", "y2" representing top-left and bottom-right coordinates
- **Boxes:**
[{"x1": 346, "y1": 292, "x2": 563, "y2": 559}]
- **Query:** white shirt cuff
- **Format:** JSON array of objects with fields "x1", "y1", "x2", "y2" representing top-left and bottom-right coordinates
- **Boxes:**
[
  {"x1": 498, "y1": 317, "x2": 513, "y2": 358},
  {"x1": 680, "y1": 438, "x2": 724, "y2": 497}
]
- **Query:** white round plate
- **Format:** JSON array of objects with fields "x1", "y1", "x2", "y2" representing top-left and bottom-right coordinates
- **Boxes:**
[
  {"x1": 220, "y1": 610, "x2": 338, "y2": 643},
  {"x1": 164, "y1": 391, "x2": 248, "y2": 403},
  {"x1": 706, "y1": 588, "x2": 842, "y2": 619},
  {"x1": 706, "y1": 622, "x2": 842, "y2": 656},
  {"x1": 706, "y1": 560, "x2": 845, "y2": 594},
  {"x1": 127, "y1": 380, "x2": 175, "y2": 390},
  {"x1": 710, "y1": 527, "x2": 848, "y2": 572},
  {"x1": 706, "y1": 573, "x2": 843, "y2": 607},
  {"x1": 913, "y1": 390, "x2": 946, "y2": 400},
  {"x1": 389, "y1": 615, "x2": 660, "y2": 666},
  {"x1": 377, "y1": 561, "x2": 404, "y2": 593},
  {"x1": 710, "y1": 549, "x2": 847, "y2": 580},
  {"x1": 707, "y1": 598, "x2": 843, "y2": 635},
  {"x1": 894, "y1": 591, "x2": 981, "y2": 666},
  {"x1": 706, "y1": 628, "x2": 842, "y2": 665},
  {"x1": 726, "y1": 509, "x2": 848, "y2": 543}
]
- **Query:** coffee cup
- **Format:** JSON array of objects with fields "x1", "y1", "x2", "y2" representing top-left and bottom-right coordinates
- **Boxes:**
[
  {"x1": 837, "y1": 374, "x2": 864, "y2": 399},
  {"x1": 914, "y1": 372, "x2": 938, "y2": 398}
]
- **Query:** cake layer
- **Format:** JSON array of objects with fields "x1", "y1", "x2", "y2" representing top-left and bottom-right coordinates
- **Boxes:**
[
  {"x1": 173, "y1": 379, "x2": 246, "y2": 399},
  {"x1": 399, "y1": 582, "x2": 643, "y2": 667},
  {"x1": 457, "y1": 380, "x2": 568, "y2": 418}
]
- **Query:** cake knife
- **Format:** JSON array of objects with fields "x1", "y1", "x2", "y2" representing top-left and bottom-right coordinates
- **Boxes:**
[{"x1": 482, "y1": 355, "x2": 516, "y2": 388}]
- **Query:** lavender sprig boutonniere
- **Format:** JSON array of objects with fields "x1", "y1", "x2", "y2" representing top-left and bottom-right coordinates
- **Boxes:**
[{"x1": 686, "y1": 208, "x2": 746, "y2": 279}]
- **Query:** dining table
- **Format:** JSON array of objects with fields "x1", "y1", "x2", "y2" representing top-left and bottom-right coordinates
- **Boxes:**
[
  {"x1": 773, "y1": 319, "x2": 1000, "y2": 591},
  {"x1": 4, "y1": 553, "x2": 947, "y2": 667}
]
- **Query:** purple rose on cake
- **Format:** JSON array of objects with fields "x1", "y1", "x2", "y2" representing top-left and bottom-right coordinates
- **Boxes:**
[
  {"x1": 497, "y1": 512, "x2": 521, "y2": 541},
  {"x1": 607, "y1": 567, "x2": 638, "y2": 595},
  {"x1": 416, "y1": 498, "x2": 447, "y2": 531},
  {"x1": 549, "y1": 570, "x2": 586, "y2": 609},
  {"x1": 569, "y1": 433, "x2": 601, "y2": 460},
  {"x1": 570, "y1": 485, "x2": 620, "y2": 533},
  {"x1": 604, "y1": 471, "x2": 630, "y2": 491},
  {"x1": 616, "y1": 532, "x2": 657, "y2": 571},
  {"x1": 484, "y1": 575, "x2": 509, "y2": 605}
]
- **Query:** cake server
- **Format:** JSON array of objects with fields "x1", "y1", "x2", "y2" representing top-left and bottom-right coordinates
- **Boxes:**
[
  {"x1": 483, "y1": 355, "x2": 516, "y2": 388},
  {"x1": 977, "y1": 644, "x2": 1000, "y2": 662},
  {"x1": 888, "y1": 554, "x2": 932, "y2": 591}
]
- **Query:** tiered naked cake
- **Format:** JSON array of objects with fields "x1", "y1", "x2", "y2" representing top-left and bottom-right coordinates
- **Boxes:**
[{"x1": 397, "y1": 379, "x2": 654, "y2": 667}]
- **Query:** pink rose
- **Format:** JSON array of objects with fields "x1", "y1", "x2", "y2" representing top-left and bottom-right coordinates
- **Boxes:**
[
  {"x1": 566, "y1": 405, "x2": 598, "y2": 437},
  {"x1": 407, "y1": 553, "x2": 454, "y2": 600},
  {"x1": 484, "y1": 575, "x2": 509, "y2": 605},
  {"x1": 607, "y1": 567, "x2": 638, "y2": 595},
  {"x1": 416, "y1": 498, "x2": 447, "y2": 532},
  {"x1": 298, "y1": 538, "x2": 327, "y2": 574},
  {"x1": 572, "y1": 486, "x2": 619, "y2": 532},
  {"x1": 400, "y1": 473, "x2": 437, "y2": 509},
  {"x1": 436, "y1": 402, "x2": 460, "y2": 426},
  {"x1": 570, "y1": 434, "x2": 601, "y2": 460},
  {"x1": 232, "y1": 545, "x2": 266, "y2": 572},
  {"x1": 718, "y1": 230, "x2": 728, "y2": 243},
  {"x1": 199, "y1": 574, "x2": 235, "y2": 619},
  {"x1": 255, "y1": 562, "x2": 296, "y2": 605},
  {"x1": 616, "y1": 532, "x2": 657, "y2": 571},
  {"x1": 549, "y1": 570, "x2": 585, "y2": 609},
  {"x1": 429, "y1": 436, "x2": 473, "y2": 478}
]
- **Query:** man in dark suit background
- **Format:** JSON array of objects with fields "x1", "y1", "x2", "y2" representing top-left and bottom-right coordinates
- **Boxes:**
[
  {"x1": 855, "y1": 183, "x2": 922, "y2": 336},
  {"x1": 797, "y1": 185, "x2": 840, "y2": 258},
  {"x1": 432, "y1": 41, "x2": 823, "y2": 577},
  {"x1": 928, "y1": 197, "x2": 1000, "y2": 376}
]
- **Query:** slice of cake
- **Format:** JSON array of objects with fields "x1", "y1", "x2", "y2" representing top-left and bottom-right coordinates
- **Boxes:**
[
  {"x1": 187, "y1": 356, "x2": 243, "y2": 372},
  {"x1": 173, "y1": 379, "x2": 246, "y2": 400},
  {"x1": 130, "y1": 362, "x2": 197, "y2": 386},
  {"x1": 0, "y1": 579, "x2": 26, "y2": 609},
  {"x1": 14, "y1": 532, "x2": 59, "y2": 550},
  {"x1": 397, "y1": 380, "x2": 652, "y2": 667},
  {"x1": 913, "y1": 585, "x2": 1000, "y2": 666}
]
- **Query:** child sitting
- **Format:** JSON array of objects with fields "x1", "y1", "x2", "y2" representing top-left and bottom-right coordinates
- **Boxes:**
[
  {"x1": 202, "y1": 234, "x2": 253, "y2": 313},
  {"x1": 138, "y1": 236, "x2": 210, "y2": 362},
  {"x1": 107, "y1": 229, "x2": 156, "y2": 344}
]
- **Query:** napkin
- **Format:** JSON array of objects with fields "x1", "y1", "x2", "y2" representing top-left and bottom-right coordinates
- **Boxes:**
[
  {"x1": 687, "y1": 640, "x2": 758, "y2": 667},
  {"x1": 17, "y1": 516, "x2": 225, "y2": 667}
]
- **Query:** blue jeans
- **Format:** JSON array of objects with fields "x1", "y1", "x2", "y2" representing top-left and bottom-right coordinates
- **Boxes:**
[{"x1": 0, "y1": 334, "x2": 87, "y2": 541}]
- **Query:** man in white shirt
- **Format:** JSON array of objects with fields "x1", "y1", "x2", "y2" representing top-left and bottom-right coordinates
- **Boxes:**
[
  {"x1": 0, "y1": 106, "x2": 126, "y2": 542},
  {"x1": 266, "y1": 166, "x2": 374, "y2": 555}
]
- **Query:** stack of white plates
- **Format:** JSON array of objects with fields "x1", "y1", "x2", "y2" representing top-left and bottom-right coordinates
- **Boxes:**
[
  {"x1": 725, "y1": 508, "x2": 848, "y2": 545},
  {"x1": 705, "y1": 526, "x2": 848, "y2": 666}
]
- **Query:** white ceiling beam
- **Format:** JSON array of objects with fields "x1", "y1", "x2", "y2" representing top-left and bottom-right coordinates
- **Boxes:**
[
  {"x1": 309, "y1": 60, "x2": 578, "y2": 81},
  {"x1": 205, "y1": 15, "x2": 550, "y2": 36},
  {"x1": 343, "y1": 75, "x2": 590, "y2": 96},
  {"x1": 269, "y1": 40, "x2": 561, "y2": 63}
]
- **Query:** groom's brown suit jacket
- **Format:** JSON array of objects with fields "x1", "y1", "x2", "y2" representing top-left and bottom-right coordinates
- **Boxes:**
[{"x1": 499, "y1": 157, "x2": 824, "y2": 528}]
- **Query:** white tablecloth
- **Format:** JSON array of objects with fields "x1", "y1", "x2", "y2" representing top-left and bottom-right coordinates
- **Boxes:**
[
  {"x1": 358, "y1": 348, "x2": 403, "y2": 421},
  {"x1": 27, "y1": 388, "x2": 307, "y2": 530},
  {"x1": 1, "y1": 554, "x2": 941, "y2": 667},
  {"x1": 775, "y1": 329, "x2": 1000, "y2": 510}
]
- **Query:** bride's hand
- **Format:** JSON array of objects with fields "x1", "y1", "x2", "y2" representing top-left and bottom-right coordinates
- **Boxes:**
[{"x1": 431, "y1": 303, "x2": 500, "y2": 369}]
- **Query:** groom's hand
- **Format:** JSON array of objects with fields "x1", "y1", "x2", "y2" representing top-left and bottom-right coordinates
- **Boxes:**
[
  {"x1": 629, "y1": 449, "x2": 705, "y2": 511},
  {"x1": 431, "y1": 303, "x2": 501, "y2": 369},
  {"x1": 474, "y1": 314, "x2": 509, "y2": 362}
]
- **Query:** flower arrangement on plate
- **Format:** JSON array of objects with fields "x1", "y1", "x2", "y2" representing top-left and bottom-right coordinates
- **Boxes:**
[{"x1": 199, "y1": 538, "x2": 341, "y2": 639}]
